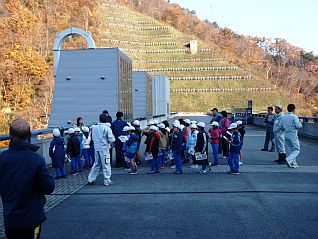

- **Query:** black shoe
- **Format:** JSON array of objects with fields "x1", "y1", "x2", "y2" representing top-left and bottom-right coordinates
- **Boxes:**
[
  {"x1": 61, "y1": 175, "x2": 67, "y2": 179},
  {"x1": 88, "y1": 181, "x2": 95, "y2": 185},
  {"x1": 55, "y1": 176, "x2": 61, "y2": 180},
  {"x1": 269, "y1": 148, "x2": 275, "y2": 152},
  {"x1": 277, "y1": 160, "x2": 286, "y2": 164},
  {"x1": 136, "y1": 161, "x2": 142, "y2": 165},
  {"x1": 261, "y1": 148, "x2": 268, "y2": 151},
  {"x1": 274, "y1": 159, "x2": 280, "y2": 162}
]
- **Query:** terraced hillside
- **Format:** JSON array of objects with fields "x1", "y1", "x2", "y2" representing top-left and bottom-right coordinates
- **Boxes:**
[{"x1": 96, "y1": 1, "x2": 284, "y2": 112}]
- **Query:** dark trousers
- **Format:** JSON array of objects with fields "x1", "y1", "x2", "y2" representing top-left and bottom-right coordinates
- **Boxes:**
[
  {"x1": 222, "y1": 137, "x2": 229, "y2": 157},
  {"x1": 264, "y1": 128, "x2": 275, "y2": 150},
  {"x1": 5, "y1": 224, "x2": 42, "y2": 239},
  {"x1": 115, "y1": 139, "x2": 124, "y2": 168}
]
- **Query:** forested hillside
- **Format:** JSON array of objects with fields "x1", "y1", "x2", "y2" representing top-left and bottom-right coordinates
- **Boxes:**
[{"x1": 0, "y1": 0, "x2": 317, "y2": 134}]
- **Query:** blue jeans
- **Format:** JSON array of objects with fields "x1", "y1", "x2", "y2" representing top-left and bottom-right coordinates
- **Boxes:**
[
  {"x1": 56, "y1": 167, "x2": 66, "y2": 177},
  {"x1": 158, "y1": 149, "x2": 166, "y2": 166},
  {"x1": 71, "y1": 156, "x2": 82, "y2": 173},
  {"x1": 211, "y1": 143, "x2": 219, "y2": 164},
  {"x1": 150, "y1": 157, "x2": 159, "y2": 172},
  {"x1": 173, "y1": 150, "x2": 182, "y2": 173},
  {"x1": 82, "y1": 148, "x2": 91, "y2": 168},
  {"x1": 228, "y1": 153, "x2": 240, "y2": 172}
]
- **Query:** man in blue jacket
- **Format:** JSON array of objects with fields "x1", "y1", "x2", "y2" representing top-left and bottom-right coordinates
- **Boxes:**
[
  {"x1": 0, "y1": 118, "x2": 55, "y2": 239},
  {"x1": 111, "y1": 111, "x2": 128, "y2": 168}
]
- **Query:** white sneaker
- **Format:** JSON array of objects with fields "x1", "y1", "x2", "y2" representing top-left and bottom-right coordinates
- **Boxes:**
[
  {"x1": 190, "y1": 164, "x2": 198, "y2": 169},
  {"x1": 104, "y1": 180, "x2": 114, "y2": 186},
  {"x1": 222, "y1": 156, "x2": 227, "y2": 159},
  {"x1": 239, "y1": 162, "x2": 243, "y2": 166},
  {"x1": 286, "y1": 160, "x2": 292, "y2": 168}
]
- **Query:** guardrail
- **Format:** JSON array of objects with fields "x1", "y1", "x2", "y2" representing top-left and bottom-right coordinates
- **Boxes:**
[
  {"x1": 252, "y1": 114, "x2": 318, "y2": 139},
  {"x1": 0, "y1": 113, "x2": 179, "y2": 163}
]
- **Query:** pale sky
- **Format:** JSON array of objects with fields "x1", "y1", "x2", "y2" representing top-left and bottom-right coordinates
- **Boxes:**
[{"x1": 170, "y1": 0, "x2": 318, "y2": 54}]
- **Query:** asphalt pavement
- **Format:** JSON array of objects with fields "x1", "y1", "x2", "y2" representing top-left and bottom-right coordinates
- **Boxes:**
[{"x1": 39, "y1": 115, "x2": 318, "y2": 239}]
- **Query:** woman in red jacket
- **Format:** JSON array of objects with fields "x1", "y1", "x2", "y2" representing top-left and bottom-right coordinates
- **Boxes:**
[{"x1": 209, "y1": 122, "x2": 221, "y2": 166}]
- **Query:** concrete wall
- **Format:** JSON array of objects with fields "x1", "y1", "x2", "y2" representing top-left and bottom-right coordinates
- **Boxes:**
[{"x1": 252, "y1": 115, "x2": 318, "y2": 139}]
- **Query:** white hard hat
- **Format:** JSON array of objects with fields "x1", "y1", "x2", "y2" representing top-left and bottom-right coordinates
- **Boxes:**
[
  {"x1": 74, "y1": 127, "x2": 81, "y2": 132},
  {"x1": 184, "y1": 119, "x2": 191, "y2": 125},
  {"x1": 197, "y1": 122, "x2": 205, "y2": 128},
  {"x1": 133, "y1": 120, "x2": 140, "y2": 126},
  {"x1": 148, "y1": 120, "x2": 155, "y2": 126},
  {"x1": 158, "y1": 123, "x2": 165, "y2": 129},
  {"x1": 68, "y1": 128, "x2": 75, "y2": 134},
  {"x1": 153, "y1": 119, "x2": 159, "y2": 125},
  {"x1": 149, "y1": 125, "x2": 157, "y2": 131},
  {"x1": 106, "y1": 123, "x2": 111, "y2": 127},
  {"x1": 229, "y1": 123, "x2": 238, "y2": 129},
  {"x1": 53, "y1": 128, "x2": 60, "y2": 137},
  {"x1": 129, "y1": 126, "x2": 135, "y2": 131},
  {"x1": 211, "y1": 122, "x2": 219, "y2": 127},
  {"x1": 82, "y1": 126, "x2": 89, "y2": 133},
  {"x1": 176, "y1": 124, "x2": 184, "y2": 130},
  {"x1": 123, "y1": 126, "x2": 130, "y2": 132},
  {"x1": 275, "y1": 105, "x2": 283, "y2": 110},
  {"x1": 236, "y1": 121, "x2": 243, "y2": 126},
  {"x1": 173, "y1": 120, "x2": 180, "y2": 125},
  {"x1": 166, "y1": 127, "x2": 171, "y2": 133},
  {"x1": 190, "y1": 124, "x2": 197, "y2": 129}
]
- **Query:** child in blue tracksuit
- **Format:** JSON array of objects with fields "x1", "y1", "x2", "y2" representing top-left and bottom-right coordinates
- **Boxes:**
[
  {"x1": 49, "y1": 128, "x2": 67, "y2": 179},
  {"x1": 121, "y1": 126, "x2": 131, "y2": 170},
  {"x1": 66, "y1": 128, "x2": 81, "y2": 175},
  {"x1": 171, "y1": 123, "x2": 184, "y2": 174},
  {"x1": 75, "y1": 127, "x2": 83, "y2": 172},
  {"x1": 125, "y1": 126, "x2": 140, "y2": 175},
  {"x1": 227, "y1": 123, "x2": 242, "y2": 175},
  {"x1": 82, "y1": 126, "x2": 91, "y2": 170}
]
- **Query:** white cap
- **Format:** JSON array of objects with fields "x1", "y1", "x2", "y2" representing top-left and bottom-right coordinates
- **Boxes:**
[
  {"x1": 133, "y1": 120, "x2": 140, "y2": 126},
  {"x1": 197, "y1": 122, "x2": 205, "y2": 128},
  {"x1": 275, "y1": 105, "x2": 283, "y2": 110},
  {"x1": 129, "y1": 126, "x2": 135, "y2": 131},
  {"x1": 190, "y1": 124, "x2": 197, "y2": 129},
  {"x1": 74, "y1": 127, "x2": 81, "y2": 132},
  {"x1": 53, "y1": 128, "x2": 60, "y2": 137},
  {"x1": 184, "y1": 119, "x2": 191, "y2": 125},
  {"x1": 180, "y1": 124, "x2": 185, "y2": 130},
  {"x1": 158, "y1": 123, "x2": 165, "y2": 129},
  {"x1": 149, "y1": 125, "x2": 157, "y2": 131},
  {"x1": 173, "y1": 124, "x2": 183, "y2": 130},
  {"x1": 148, "y1": 120, "x2": 155, "y2": 126},
  {"x1": 211, "y1": 122, "x2": 219, "y2": 127},
  {"x1": 166, "y1": 127, "x2": 171, "y2": 133},
  {"x1": 153, "y1": 119, "x2": 159, "y2": 125},
  {"x1": 123, "y1": 126, "x2": 130, "y2": 132},
  {"x1": 82, "y1": 126, "x2": 89, "y2": 133},
  {"x1": 68, "y1": 128, "x2": 75, "y2": 134},
  {"x1": 106, "y1": 123, "x2": 111, "y2": 127},
  {"x1": 173, "y1": 120, "x2": 180, "y2": 125},
  {"x1": 191, "y1": 120, "x2": 197, "y2": 124},
  {"x1": 236, "y1": 121, "x2": 243, "y2": 126},
  {"x1": 229, "y1": 123, "x2": 238, "y2": 129}
]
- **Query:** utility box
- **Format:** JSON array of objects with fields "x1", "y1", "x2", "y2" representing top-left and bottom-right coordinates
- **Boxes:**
[
  {"x1": 49, "y1": 48, "x2": 133, "y2": 127},
  {"x1": 190, "y1": 40, "x2": 198, "y2": 54},
  {"x1": 132, "y1": 71, "x2": 153, "y2": 119},
  {"x1": 152, "y1": 75, "x2": 170, "y2": 116}
]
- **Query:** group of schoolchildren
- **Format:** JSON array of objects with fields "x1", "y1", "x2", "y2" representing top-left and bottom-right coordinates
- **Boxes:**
[
  {"x1": 137, "y1": 114, "x2": 245, "y2": 175},
  {"x1": 48, "y1": 109, "x2": 246, "y2": 180}
]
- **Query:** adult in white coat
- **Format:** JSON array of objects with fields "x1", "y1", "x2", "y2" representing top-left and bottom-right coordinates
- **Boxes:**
[
  {"x1": 273, "y1": 105, "x2": 286, "y2": 164},
  {"x1": 88, "y1": 113, "x2": 115, "y2": 185},
  {"x1": 280, "y1": 104, "x2": 302, "y2": 168}
]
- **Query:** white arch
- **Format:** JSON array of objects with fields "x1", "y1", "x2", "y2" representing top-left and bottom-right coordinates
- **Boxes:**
[{"x1": 53, "y1": 27, "x2": 96, "y2": 75}]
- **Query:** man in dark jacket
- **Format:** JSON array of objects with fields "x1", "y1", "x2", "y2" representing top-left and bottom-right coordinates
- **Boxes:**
[
  {"x1": 111, "y1": 111, "x2": 128, "y2": 168},
  {"x1": 0, "y1": 118, "x2": 55, "y2": 239}
]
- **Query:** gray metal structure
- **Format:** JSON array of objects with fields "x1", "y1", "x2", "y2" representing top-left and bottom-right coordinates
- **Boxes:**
[
  {"x1": 152, "y1": 75, "x2": 170, "y2": 116},
  {"x1": 53, "y1": 27, "x2": 96, "y2": 76},
  {"x1": 132, "y1": 72, "x2": 153, "y2": 119},
  {"x1": 49, "y1": 47, "x2": 133, "y2": 127}
]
